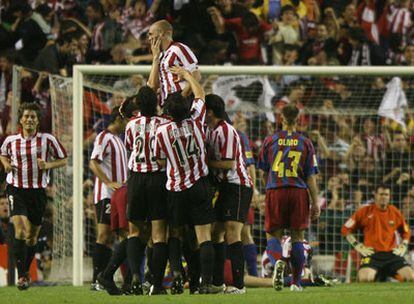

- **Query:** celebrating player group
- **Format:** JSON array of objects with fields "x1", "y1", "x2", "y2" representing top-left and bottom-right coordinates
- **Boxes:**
[
  {"x1": 85, "y1": 19, "x2": 321, "y2": 295},
  {"x1": 0, "y1": 19, "x2": 320, "y2": 294}
]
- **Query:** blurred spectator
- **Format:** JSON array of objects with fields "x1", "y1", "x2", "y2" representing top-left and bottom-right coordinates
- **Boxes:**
[
  {"x1": 33, "y1": 33, "x2": 78, "y2": 76},
  {"x1": 0, "y1": 52, "x2": 12, "y2": 123},
  {"x1": 283, "y1": 0, "x2": 308, "y2": 19},
  {"x1": 269, "y1": 5, "x2": 301, "y2": 65},
  {"x1": 85, "y1": 0, "x2": 122, "y2": 63},
  {"x1": 33, "y1": 4, "x2": 56, "y2": 40},
  {"x1": 383, "y1": 132, "x2": 412, "y2": 205},
  {"x1": 360, "y1": 117, "x2": 384, "y2": 161},
  {"x1": 346, "y1": 27, "x2": 386, "y2": 65},
  {"x1": 9, "y1": 0, "x2": 47, "y2": 66},
  {"x1": 107, "y1": 44, "x2": 127, "y2": 64},
  {"x1": 300, "y1": 22, "x2": 337, "y2": 64},
  {"x1": 399, "y1": 44, "x2": 414, "y2": 65},
  {"x1": 321, "y1": 7, "x2": 340, "y2": 41},
  {"x1": 119, "y1": 0, "x2": 160, "y2": 48},
  {"x1": 388, "y1": 0, "x2": 412, "y2": 47},
  {"x1": 274, "y1": 81, "x2": 306, "y2": 128},
  {"x1": 210, "y1": 7, "x2": 272, "y2": 64}
]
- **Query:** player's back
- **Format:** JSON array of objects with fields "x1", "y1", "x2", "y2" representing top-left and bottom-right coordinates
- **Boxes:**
[
  {"x1": 125, "y1": 114, "x2": 169, "y2": 173},
  {"x1": 159, "y1": 42, "x2": 198, "y2": 105},
  {"x1": 155, "y1": 117, "x2": 208, "y2": 192},
  {"x1": 259, "y1": 130, "x2": 318, "y2": 189}
]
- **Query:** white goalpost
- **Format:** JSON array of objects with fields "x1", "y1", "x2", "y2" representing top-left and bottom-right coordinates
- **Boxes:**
[{"x1": 66, "y1": 65, "x2": 414, "y2": 286}]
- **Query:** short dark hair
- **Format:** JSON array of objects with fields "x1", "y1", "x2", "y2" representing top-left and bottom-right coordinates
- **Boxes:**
[
  {"x1": 56, "y1": 33, "x2": 76, "y2": 46},
  {"x1": 205, "y1": 94, "x2": 226, "y2": 119},
  {"x1": 87, "y1": 1, "x2": 105, "y2": 17},
  {"x1": 136, "y1": 86, "x2": 158, "y2": 117},
  {"x1": 241, "y1": 12, "x2": 259, "y2": 29},
  {"x1": 36, "y1": 4, "x2": 52, "y2": 17},
  {"x1": 281, "y1": 104, "x2": 299, "y2": 126},
  {"x1": 109, "y1": 106, "x2": 122, "y2": 124},
  {"x1": 18, "y1": 103, "x2": 41, "y2": 122},
  {"x1": 281, "y1": 5, "x2": 295, "y2": 16},
  {"x1": 119, "y1": 97, "x2": 138, "y2": 118},
  {"x1": 10, "y1": 0, "x2": 31, "y2": 15},
  {"x1": 375, "y1": 184, "x2": 391, "y2": 192},
  {"x1": 165, "y1": 92, "x2": 190, "y2": 121}
]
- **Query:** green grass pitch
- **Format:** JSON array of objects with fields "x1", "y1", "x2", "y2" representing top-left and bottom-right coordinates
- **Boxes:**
[{"x1": 1, "y1": 283, "x2": 414, "y2": 304}]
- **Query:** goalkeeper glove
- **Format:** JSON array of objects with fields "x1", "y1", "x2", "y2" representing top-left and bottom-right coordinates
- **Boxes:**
[
  {"x1": 354, "y1": 243, "x2": 375, "y2": 257},
  {"x1": 346, "y1": 234, "x2": 374, "y2": 257},
  {"x1": 393, "y1": 241, "x2": 408, "y2": 257}
]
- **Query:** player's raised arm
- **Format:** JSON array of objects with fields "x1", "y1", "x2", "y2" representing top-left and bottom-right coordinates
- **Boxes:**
[
  {"x1": 147, "y1": 37, "x2": 161, "y2": 90},
  {"x1": 170, "y1": 66, "x2": 205, "y2": 100}
]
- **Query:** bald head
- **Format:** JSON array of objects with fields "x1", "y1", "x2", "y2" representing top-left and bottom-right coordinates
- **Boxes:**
[
  {"x1": 150, "y1": 20, "x2": 173, "y2": 37},
  {"x1": 148, "y1": 20, "x2": 173, "y2": 49}
]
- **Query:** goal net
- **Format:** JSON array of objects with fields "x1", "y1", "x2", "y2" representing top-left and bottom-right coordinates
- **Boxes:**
[{"x1": 11, "y1": 65, "x2": 414, "y2": 285}]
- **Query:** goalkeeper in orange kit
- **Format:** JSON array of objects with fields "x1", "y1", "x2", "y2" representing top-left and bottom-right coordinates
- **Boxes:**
[{"x1": 342, "y1": 184, "x2": 414, "y2": 282}]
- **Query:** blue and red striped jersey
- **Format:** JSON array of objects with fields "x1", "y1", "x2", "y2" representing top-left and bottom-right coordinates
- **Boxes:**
[
  {"x1": 258, "y1": 130, "x2": 318, "y2": 189},
  {"x1": 237, "y1": 130, "x2": 255, "y2": 166}
]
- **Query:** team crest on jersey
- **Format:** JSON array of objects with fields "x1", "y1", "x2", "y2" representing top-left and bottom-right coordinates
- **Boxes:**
[
  {"x1": 389, "y1": 220, "x2": 395, "y2": 227},
  {"x1": 361, "y1": 257, "x2": 371, "y2": 265},
  {"x1": 344, "y1": 218, "x2": 355, "y2": 228}
]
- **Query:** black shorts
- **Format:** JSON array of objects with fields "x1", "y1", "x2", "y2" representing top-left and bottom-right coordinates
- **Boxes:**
[
  {"x1": 360, "y1": 252, "x2": 411, "y2": 276},
  {"x1": 168, "y1": 177, "x2": 215, "y2": 226},
  {"x1": 95, "y1": 198, "x2": 111, "y2": 225},
  {"x1": 127, "y1": 171, "x2": 167, "y2": 222},
  {"x1": 215, "y1": 183, "x2": 253, "y2": 223},
  {"x1": 6, "y1": 185, "x2": 47, "y2": 226}
]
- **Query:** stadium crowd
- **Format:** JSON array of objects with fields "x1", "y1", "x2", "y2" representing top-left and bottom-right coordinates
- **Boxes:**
[{"x1": 0, "y1": 0, "x2": 414, "y2": 292}]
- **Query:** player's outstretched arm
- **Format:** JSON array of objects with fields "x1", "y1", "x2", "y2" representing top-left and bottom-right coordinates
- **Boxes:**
[
  {"x1": 170, "y1": 66, "x2": 205, "y2": 100},
  {"x1": 181, "y1": 70, "x2": 201, "y2": 97}
]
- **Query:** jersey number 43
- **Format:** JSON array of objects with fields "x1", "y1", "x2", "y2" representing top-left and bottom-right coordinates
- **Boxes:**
[{"x1": 272, "y1": 150, "x2": 301, "y2": 177}]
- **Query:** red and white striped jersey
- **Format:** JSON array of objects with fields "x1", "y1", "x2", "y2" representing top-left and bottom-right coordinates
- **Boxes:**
[
  {"x1": 125, "y1": 114, "x2": 170, "y2": 172},
  {"x1": 0, "y1": 132, "x2": 67, "y2": 189},
  {"x1": 91, "y1": 130, "x2": 128, "y2": 204},
  {"x1": 388, "y1": 7, "x2": 412, "y2": 36},
  {"x1": 207, "y1": 121, "x2": 252, "y2": 187},
  {"x1": 154, "y1": 98, "x2": 208, "y2": 192},
  {"x1": 91, "y1": 21, "x2": 105, "y2": 51},
  {"x1": 158, "y1": 42, "x2": 198, "y2": 106}
]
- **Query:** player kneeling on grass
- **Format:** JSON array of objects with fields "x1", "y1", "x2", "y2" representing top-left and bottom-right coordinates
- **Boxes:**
[
  {"x1": 154, "y1": 66, "x2": 216, "y2": 294},
  {"x1": 205, "y1": 94, "x2": 253, "y2": 294},
  {"x1": 257, "y1": 104, "x2": 320, "y2": 292},
  {"x1": 0, "y1": 103, "x2": 67, "y2": 290},
  {"x1": 261, "y1": 236, "x2": 336, "y2": 287},
  {"x1": 342, "y1": 184, "x2": 414, "y2": 282},
  {"x1": 89, "y1": 107, "x2": 128, "y2": 291}
]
